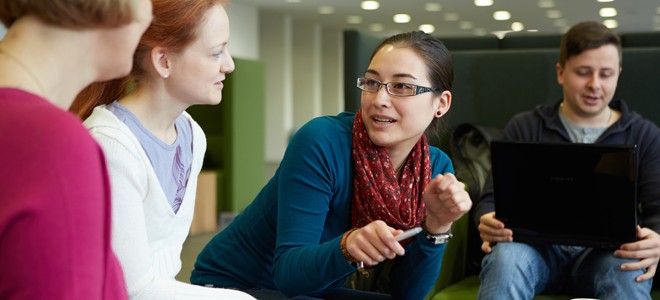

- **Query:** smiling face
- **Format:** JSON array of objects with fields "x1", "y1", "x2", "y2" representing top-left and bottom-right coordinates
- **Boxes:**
[
  {"x1": 557, "y1": 44, "x2": 620, "y2": 123},
  {"x1": 166, "y1": 4, "x2": 234, "y2": 106},
  {"x1": 360, "y1": 45, "x2": 450, "y2": 156}
]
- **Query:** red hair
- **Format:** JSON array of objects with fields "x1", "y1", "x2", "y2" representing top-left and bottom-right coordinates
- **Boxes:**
[{"x1": 71, "y1": 0, "x2": 228, "y2": 119}]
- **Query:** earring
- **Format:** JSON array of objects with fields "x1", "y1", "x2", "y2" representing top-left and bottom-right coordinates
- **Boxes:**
[
  {"x1": 436, "y1": 111, "x2": 442, "y2": 117},
  {"x1": 163, "y1": 74, "x2": 169, "y2": 79}
]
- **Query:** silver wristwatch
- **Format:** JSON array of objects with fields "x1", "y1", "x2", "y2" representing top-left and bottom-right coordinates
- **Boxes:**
[
  {"x1": 423, "y1": 230, "x2": 453, "y2": 244},
  {"x1": 421, "y1": 219, "x2": 453, "y2": 244}
]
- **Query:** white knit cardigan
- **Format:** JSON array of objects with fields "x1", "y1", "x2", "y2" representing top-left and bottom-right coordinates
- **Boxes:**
[{"x1": 85, "y1": 106, "x2": 254, "y2": 300}]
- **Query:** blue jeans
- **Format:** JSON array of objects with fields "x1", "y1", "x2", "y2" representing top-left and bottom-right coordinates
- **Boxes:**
[{"x1": 477, "y1": 242, "x2": 652, "y2": 300}]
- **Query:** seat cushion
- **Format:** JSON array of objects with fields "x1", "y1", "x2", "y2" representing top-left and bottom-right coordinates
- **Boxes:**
[{"x1": 431, "y1": 276, "x2": 479, "y2": 300}]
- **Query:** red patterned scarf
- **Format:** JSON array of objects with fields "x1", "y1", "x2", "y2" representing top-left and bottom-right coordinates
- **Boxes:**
[{"x1": 351, "y1": 109, "x2": 432, "y2": 234}]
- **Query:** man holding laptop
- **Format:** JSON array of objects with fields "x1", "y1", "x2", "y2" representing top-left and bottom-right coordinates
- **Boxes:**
[{"x1": 474, "y1": 21, "x2": 660, "y2": 299}]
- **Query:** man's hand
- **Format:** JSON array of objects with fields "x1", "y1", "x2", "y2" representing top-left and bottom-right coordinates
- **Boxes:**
[
  {"x1": 478, "y1": 211, "x2": 513, "y2": 253},
  {"x1": 615, "y1": 226, "x2": 660, "y2": 282}
]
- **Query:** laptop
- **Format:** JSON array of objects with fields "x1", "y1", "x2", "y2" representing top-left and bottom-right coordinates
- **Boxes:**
[{"x1": 490, "y1": 140, "x2": 638, "y2": 248}]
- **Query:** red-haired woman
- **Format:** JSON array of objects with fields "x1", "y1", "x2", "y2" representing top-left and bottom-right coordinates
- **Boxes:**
[{"x1": 71, "y1": 0, "x2": 253, "y2": 299}]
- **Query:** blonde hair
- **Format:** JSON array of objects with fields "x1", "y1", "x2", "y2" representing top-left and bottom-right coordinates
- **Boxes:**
[{"x1": 0, "y1": 0, "x2": 139, "y2": 29}]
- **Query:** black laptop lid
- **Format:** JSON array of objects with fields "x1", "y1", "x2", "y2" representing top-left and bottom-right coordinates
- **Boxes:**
[{"x1": 491, "y1": 141, "x2": 638, "y2": 248}]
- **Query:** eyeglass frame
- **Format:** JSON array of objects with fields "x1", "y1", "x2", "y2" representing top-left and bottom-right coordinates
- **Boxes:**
[{"x1": 356, "y1": 77, "x2": 442, "y2": 97}]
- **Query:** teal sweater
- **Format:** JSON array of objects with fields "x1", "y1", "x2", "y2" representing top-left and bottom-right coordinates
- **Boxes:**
[{"x1": 192, "y1": 112, "x2": 454, "y2": 299}]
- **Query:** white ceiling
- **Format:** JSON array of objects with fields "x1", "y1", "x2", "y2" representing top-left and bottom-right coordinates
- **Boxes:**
[{"x1": 231, "y1": 0, "x2": 660, "y2": 38}]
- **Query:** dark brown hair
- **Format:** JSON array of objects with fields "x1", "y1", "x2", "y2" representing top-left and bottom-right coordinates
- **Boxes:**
[
  {"x1": 559, "y1": 21, "x2": 622, "y2": 67},
  {"x1": 370, "y1": 31, "x2": 454, "y2": 140}
]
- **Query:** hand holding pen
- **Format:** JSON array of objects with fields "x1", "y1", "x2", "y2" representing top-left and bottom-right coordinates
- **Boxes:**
[{"x1": 343, "y1": 220, "x2": 423, "y2": 272}]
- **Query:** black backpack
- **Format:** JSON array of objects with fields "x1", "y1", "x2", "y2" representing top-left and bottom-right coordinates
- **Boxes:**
[
  {"x1": 450, "y1": 123, "x2": 503, "y2": 201},
  {"x1": 449, "y1": 123, "x2": 503, "y2": 275}
]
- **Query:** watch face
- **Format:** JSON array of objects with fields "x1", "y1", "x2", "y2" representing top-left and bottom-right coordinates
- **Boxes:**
[{"x1": 426, "y1": 233, "x2": 452, "y2": 244}]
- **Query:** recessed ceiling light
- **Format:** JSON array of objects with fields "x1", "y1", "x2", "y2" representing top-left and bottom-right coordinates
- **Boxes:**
[
  {"x1": 597, "y1": 0, "x2": 614, "y2": 2},
  {"x1": 492, "y1": 30, "x2": 512, "y2": 39},
  {"x1": 474, "y1": 0, "x2": 493, "y2": 7},
  {"x1": 473, "y1": 28, "x2": 487, "y2": 36},
  {"x1": 361, "y1": 1, "x2": 380, "y2": 10},
  {"x1": 425, "y1": 3, "x2": 442, "y2": 12},
  {"x1": 459, "y1": 21, "x2": 474, "y2": 29},
  {"x1": 599, "y1": 7, "x2": 617, "y2": 17},
  {"x1": 317, "y1": 6, "x2": 334, "y2": 15},
  {"x1": 370, "y1": 23, "x2": 384, "y2": 32},
  {"x1": 444, "y1": 12, "x2": 460, "y2": 21},
  {"x1": 511, "y1": 22, "x2": 525, "y2": 31},
  {"x1": 553, "y1": 19, "x2": 568, "y2": 27},
  {"x1": 346, "y1": 15, "x2": 363, "y2": 24},
  {"x1": 546, "y1": 10, "x2": 562, "y2": 18},
  {"x1": 538, "y1": 0, "x2": 555, "y2": 8},
  {"x1": 493, "y1": 11, "x2": 511, "y2": 20},
  {"x1": 285, "y1": 0, "x2": 301, "y2": 3},
  {"x1": 419, "y1": 24, "x2": 436, "y2": 33},
  {"x1": 603, "y1": 19, "x2": 618, "y2": 28},
  {"x1": 393, "y1": 14, "x2": 411, "y2": 23}
]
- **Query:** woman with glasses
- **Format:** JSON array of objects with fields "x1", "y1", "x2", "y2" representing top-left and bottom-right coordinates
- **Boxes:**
[{"x1": 192, "y1": 31, "x2": 471, "y2": 300}]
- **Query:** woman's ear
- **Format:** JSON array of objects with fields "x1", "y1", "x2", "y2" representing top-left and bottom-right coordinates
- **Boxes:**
[
  {"x1": 434, "y1": 90, "x2": 452, "y2": 118},
  {"x1": 152, "y1": 46, "x2": 171, "y2": 79}
]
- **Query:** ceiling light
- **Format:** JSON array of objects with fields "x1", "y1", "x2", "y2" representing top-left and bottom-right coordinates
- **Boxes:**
[
  {"x1": 603, "y1": 19, "x2": 618, "y2": 28},
  {"x1": 393, "y1": 14, "x2": 411, "y2": 23},
  {"x1": 597, "y1": 0, "x2": 614, "y2": 2},
  {"x1": 493, "y1": 11, "x2": 511, "y2": 20},
  {"x1": 492, "y1": 30, "x2": 512, "y2": 39},
  {"x1": 553, "y1": 19, "x2": 568, "y2": 27},
  {"x1": 285, "y1": 0, "x2": 301, "y2": 2},
  {"x1": 425, "y1": 3, "x2": 442, "y2": 12},
  {"x1": 511, "y1": 22, "x2": 525, "y2": 31},
  {"x1": 361, "y1": 1, "x2": 380, "y2": 10},
  {"x1": 346, "y1": 16, "x2": 363, "y2": 24},
  {"x1": 317, "y1": 6, "x2": 334, "y2": 15},
  {"x1": 474, "y1": 0, "x2": 493, "y2": 7},
  {"x1": 599, "y1": 7, "x2": 617, "y2": 17},
  {"x1": 370, "y1": 23, "x2": 384, "y2": 32},
  {"x1": 538, "y1": 0, "x2": 555, "y2": 8},
  {"x1": 473, "y1": 28, "x2": 487, "y2": 36},
  {"x1": 444, "y1": 12, "x2": 460, "y2": 21},
  {"x1": 546, "y1": 10, "x2": 562, "y2": 18},
  {"x1": 419, "y1": 24, "x2": 436, "y2": 33},
  {"x1": 459, "y1": 21, "x2": 474, "y2": 29}
]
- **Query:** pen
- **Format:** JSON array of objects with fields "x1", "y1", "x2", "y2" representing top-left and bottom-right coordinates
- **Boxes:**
[
  {"x1": 395, "y1": 226, "x2": 422, "y2": 241},
  {"x1": 355, "y1": 227, "x2": 423, "y2": 277}
]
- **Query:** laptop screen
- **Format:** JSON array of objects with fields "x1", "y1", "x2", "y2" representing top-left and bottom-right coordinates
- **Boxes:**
[{"x1": 491, "y1": 141, "x2": 638, "y2": 248}]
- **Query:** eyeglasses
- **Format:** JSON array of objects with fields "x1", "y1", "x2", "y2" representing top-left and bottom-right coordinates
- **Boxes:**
[{"x1": 356, "y1": 77, "x2": 441, "y2": 97}]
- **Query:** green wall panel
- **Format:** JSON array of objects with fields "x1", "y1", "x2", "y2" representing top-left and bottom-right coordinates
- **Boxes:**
[{"x1": 187, "y1": 57, "x2": 265, "y2": 213}]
